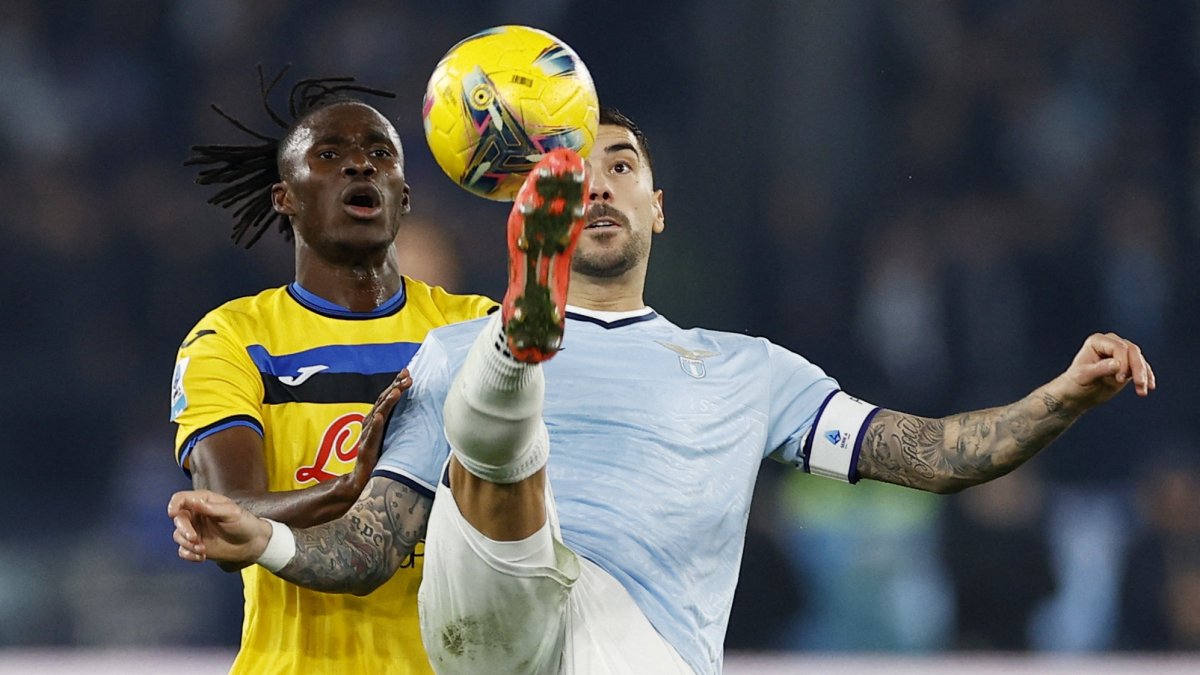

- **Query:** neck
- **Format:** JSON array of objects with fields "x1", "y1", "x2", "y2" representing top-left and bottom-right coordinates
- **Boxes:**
[
  {"x1": 566, "y1": 269, "x2": 647, "y2": 312},
  {"x1": 295, "y1": 245, "x2": 402, "y2": 312}
]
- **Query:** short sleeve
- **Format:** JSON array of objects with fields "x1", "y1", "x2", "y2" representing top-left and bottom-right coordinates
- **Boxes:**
[
  {"x1": 374, "y1": 333, "x2": 454, "y2": 497},
  {"x1": 171, "y1": 312, "x2": 265, "y2": 475},
  {"x1": 762, "y1": 341, "x2": 839, "y2": 465}
]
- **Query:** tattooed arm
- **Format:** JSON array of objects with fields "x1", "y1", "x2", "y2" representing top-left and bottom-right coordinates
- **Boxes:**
[
  {"x1": 858, "y1": 332, "x2": 1156, "y2": 494},
  {"x1": 280, "y1": 476, "x2": 430, "y2": 595},
  {"x1": 168, "y1": 476, "x2": 431, "y2": 595}
]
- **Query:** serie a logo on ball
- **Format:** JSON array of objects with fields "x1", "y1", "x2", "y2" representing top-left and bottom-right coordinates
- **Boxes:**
[{"x1": 422, "y1": 25, "x2": 600, "y2": 201}]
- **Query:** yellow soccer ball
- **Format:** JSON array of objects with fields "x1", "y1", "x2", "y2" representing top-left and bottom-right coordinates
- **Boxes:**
[{"x1": 422, "y1": 25, "x2": 599, "y2": 201}]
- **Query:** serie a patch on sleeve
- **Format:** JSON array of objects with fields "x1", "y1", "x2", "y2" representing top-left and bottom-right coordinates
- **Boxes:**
[
  {"x1": 170, "y1": 356, "x2": 190, "y2": 422},
  {"x1": 802, "y1": 391, "x2": 880, "y2": 483}
]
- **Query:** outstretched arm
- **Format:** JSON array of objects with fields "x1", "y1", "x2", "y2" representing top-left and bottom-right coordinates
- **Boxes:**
[
  {"x1": 170, "y1": 477, "x2": 430, "y2": 595},
  {"x1": 858, "y1": 332, "x2": 1155, "y2": 493}
]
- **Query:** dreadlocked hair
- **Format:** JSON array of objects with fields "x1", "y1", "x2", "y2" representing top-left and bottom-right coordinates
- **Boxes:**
[{"x1": 185, "y1": 65, "x2": 397, "y2": 248}]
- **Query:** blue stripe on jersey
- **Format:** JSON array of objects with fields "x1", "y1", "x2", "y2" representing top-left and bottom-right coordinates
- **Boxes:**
[
  {"x1": 246, "y1": 342, "x2": 421, "y2": 377},
  {"x1": 178, "y1": 416, "x2": 264, "y2": 477},
  {"x1": 288, "y1": 281, "x2": 407, "y2": 319},
  {"x1": 371, "y1": 468, "x2": 436, "y2": 499}
]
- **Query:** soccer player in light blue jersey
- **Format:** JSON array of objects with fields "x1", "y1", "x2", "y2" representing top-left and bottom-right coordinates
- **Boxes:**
[{"x1": 170, "y1": 107, "x2": 1156, "y2": 675}]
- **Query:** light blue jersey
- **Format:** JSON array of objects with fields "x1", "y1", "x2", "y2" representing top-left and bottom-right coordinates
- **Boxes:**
[{"x1": 377, "y1": 307, "x2": 838, "y2": 674}]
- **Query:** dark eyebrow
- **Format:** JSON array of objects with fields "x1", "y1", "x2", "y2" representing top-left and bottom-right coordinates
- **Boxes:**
[
  {"x1": 313, "y1": 134, "x2": 349, "y2": 147},
  {"x1": 313, "y1": 132, "x2": 395, "y2": 147},
  {"x1": 604, "y1": 142, "x2": 640, "y2": 158},
  {"x1": 364, "y1": 131, "x2": 396, "y2": 146}
]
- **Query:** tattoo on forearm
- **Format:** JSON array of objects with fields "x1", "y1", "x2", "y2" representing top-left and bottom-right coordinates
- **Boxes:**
[
  {"x1": 858, "y1": 391, "x2": 1079, "y2": 493},
  {"x1": 279, "y1": 478, "x2": 431, "y2": 593}
]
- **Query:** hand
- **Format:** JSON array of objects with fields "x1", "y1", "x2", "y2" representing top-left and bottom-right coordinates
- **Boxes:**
[
  {"x1": 346, "y1": 368, "x2": 413, "y2": 492},
  {"x1": 1054, "y1": 332, "x2": 1156, "y2": 410},
  {"x1": 168, "y1": 489, "x2": 273, "y2": 564}
]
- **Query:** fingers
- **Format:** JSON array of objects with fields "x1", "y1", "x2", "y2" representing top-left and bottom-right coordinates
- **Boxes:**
[
  {"x1": 174, "y1": 524, "x2": 206, "y2": 562},
  {"x1": 364, "y1": 370, "x2": 410, "y2": 431},
  {"x1": 1082, "y1": 332, "x2": 1155, "y2": 396},
  {"x1": 363, "y1": 387, "x2": 402, "y2": 447},
  {"x1": 167, "y1": 489, "x2": 210, "y2": 518},
  {"x1": 370, "y1": 369, "x2": 412, "y2": 408},
  {"x1": 171, "y1": 490, "x2": 241, "y2": 520},
  {"x1": 395, "y1": 368, "x2": 413, "y2": 393}
]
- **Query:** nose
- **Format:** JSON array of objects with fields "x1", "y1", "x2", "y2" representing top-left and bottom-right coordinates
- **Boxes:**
[
  {"x1": 342, "y1": 152, "x2": 376, "y2": 178},
  {"x1": 588, "y1": 170, "x2": 611, "y2": 202}
]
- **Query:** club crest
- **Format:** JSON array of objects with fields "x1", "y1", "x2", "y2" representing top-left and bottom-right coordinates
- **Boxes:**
[{"x1": 656, "y1": 341, "x2": 719, "y2": 379}]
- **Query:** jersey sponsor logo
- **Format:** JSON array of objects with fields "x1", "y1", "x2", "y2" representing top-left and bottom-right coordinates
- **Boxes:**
[
  {"x1": 170, "y1": 357, "x2": 190, "y2": 421},
  {"x1": 655, "y1": 341, "x2": 719, "y2": 379},
  {"x1": 181, "y1": 329, "x2": 217, "y2": 348},
  {"x1": 278, "y1": 364, "x2": 330, "y2": 386},
  {"x1": 295, "y1": 412, "x2": 365, "y2": 483}
]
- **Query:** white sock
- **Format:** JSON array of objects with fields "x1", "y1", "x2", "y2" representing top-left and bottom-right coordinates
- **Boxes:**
[{"x1": 444, "y1": 313, "x2": 549, "y2": 483}]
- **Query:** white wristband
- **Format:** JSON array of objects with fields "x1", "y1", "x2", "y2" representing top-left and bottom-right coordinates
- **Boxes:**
[
  {"x1": 255, "y1": 519, "x2": 296, "y2": 573},
  {"x1": 804, "y1": 391, "x2": 880, "y2": 483}
]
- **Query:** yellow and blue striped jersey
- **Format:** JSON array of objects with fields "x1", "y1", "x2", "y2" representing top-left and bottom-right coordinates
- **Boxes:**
[{"x1": 171, "y1": 277, "x2": 494, "y2": 675}]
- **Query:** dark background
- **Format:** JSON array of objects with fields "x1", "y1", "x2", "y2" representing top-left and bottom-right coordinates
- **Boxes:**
[{"x1": 1, "y1": 0, "x2": 1196, "y2": 654}]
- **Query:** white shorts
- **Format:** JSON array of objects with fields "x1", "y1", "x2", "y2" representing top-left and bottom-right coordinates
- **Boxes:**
[{"x1": 419, "y1": 476, "x2": 694, "y2": 675}]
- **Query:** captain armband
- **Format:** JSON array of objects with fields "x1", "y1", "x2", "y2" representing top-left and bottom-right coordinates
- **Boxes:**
[{"x1": 801, "y1": 391, "x2": 881, "y2": 483}]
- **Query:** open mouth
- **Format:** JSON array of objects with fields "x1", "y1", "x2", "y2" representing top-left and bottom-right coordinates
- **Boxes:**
[
  {"x1": 341, "y1": 184, "x2": 384, "y2": 219},
  {"x1": 585, "y1": 205, "x2": 626, "y2": 231}
]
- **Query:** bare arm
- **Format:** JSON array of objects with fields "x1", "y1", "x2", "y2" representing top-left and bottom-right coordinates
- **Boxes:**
[
  {"x1": 169, "y1": 477, "x2": 431, "y2": 595},
  {"x1": 190, "y1": 427, "x2": 361, "y2": 527},
  {"x1": 858, "y1": 332, "x2": 1155, "y2": 493},
  {"x1": 188, "y1": 370, "x2": 410, "y2": 528},
  {"x1": 280, "y1": 475, "x2": 431, "y2": 595},
  {"x1": 170, "y1": 371, "x2": 428, "y2": 593}
]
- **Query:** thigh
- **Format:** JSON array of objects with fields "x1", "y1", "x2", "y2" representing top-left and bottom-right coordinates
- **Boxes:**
[
  {"x1": 420, "y1": 479, "x2": 580, "y2": 675},
  {"x1": 565, "y1": 558, "x2": 695, "y2": 675}
]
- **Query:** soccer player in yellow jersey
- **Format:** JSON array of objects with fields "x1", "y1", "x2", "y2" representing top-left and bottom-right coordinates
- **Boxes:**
[{"x1": 170, "y1": 70, "x2": 494, "y2": 674}]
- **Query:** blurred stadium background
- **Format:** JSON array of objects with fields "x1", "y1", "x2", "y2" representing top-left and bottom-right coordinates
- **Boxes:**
[{"x1": 2, "y1": 0, "x2": 1197, "y2": 671}]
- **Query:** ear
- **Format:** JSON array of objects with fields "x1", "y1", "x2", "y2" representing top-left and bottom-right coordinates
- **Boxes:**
[
  {"x1": 401, "y1": 182, "x2": 411, "y2": 215},
  {"x1": 651, "y1": 189, "x2": 665, "y2": 234},
  {"x1": 271, "y1": 182, "x2": 294, "y2": 216}
]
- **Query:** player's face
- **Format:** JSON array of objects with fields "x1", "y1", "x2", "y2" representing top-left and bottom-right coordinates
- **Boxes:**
[
  {"x1": 273, "y1": 102, "x2": 410, "y2": 257},
  {"x1": 573, "y1": 124, "x2": 664, "y2": 278}
]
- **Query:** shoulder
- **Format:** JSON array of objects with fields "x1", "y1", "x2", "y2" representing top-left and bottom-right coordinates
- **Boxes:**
[
  {"x1": 196, "y1": 286, "x2": 291, "y2": 324},
  {"x1": 181, "y1": 286, "x2": 290, "y2": 344},
  {"x1": 658, "y1": 318, "x2": 827, "y2": 378},
  {"x1": 425, "y1": 314, "x2": 493, "y2": 351},
  {"x1": 402, "y1": 277, "x2": 497, "y2": 322},
  {"x1": 659, "y1": 317, "x2": 777, "y2": 357}
]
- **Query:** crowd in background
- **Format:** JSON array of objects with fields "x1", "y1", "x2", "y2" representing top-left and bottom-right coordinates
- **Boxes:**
[{"x1": 1, "y1": 0, "x2": 1197, "y2": 654}]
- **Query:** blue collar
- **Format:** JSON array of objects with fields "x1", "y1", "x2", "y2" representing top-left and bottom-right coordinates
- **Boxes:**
[
  {"x1": 565, "y1": 306, "x2": 658, "y2": 329},
  {"x1": 287, "y1": 280, "x2": 407, "y2": 320}
]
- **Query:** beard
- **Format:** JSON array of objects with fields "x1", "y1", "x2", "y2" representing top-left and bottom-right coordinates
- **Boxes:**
[
  {"x1": 571, "y1": 230, "x2": 649, "y2": 278},
  {"x1": 572, "y1": 204, "x2": 648, "y2": 278}
]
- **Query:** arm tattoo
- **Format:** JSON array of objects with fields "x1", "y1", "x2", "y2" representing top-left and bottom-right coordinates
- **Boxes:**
[
  {"x1": 858, "y1": 391, "x2": 1080, "y2": 493},
  {"x1": 277, "y1": 476, "x2": 432, "y2": 594}
]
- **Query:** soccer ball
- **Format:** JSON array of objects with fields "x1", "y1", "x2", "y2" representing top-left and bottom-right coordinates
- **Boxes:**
[{"x1": 422, "y1": 25, "x2": 599, "y2": 201}]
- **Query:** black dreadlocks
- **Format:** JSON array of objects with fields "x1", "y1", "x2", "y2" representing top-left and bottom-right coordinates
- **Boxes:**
[{"x1": 186, "y1": 65, "x2": 397, "y2": 248}]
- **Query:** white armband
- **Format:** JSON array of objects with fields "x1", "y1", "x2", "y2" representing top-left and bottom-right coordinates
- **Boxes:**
[
  {"x1": 803, "y1": 391, "x2": 880, "y2": 483},
  {"x1": 255, "y1": 519, "x2": 296, "y2": 573}
]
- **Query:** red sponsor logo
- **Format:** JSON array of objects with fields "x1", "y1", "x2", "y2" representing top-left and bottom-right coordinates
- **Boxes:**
[{"x1": 295, "y1": 412, "x2": 365, "y2": 483}]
